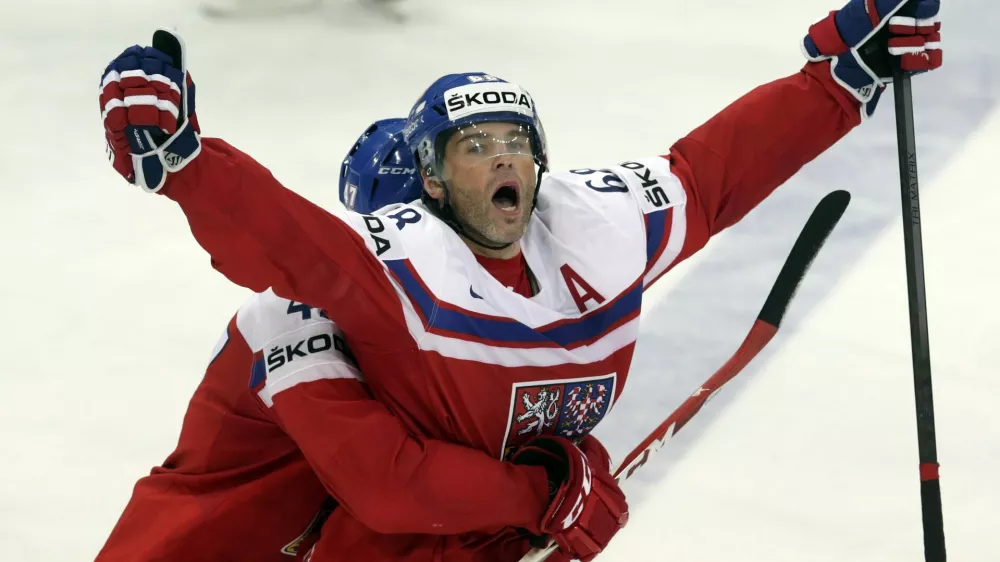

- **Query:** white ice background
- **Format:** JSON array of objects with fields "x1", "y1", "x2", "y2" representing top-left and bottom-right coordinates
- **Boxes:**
[{"x1": 0, "y1": 0, "x2": 996, "y2": 560}]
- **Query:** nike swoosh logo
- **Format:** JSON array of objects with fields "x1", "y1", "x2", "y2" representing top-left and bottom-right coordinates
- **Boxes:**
[{"x1": 470, "y1": 286, "x2": 483, "y2": 299}]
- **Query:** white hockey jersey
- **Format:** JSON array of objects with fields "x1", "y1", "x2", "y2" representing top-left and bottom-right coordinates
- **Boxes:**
[{"x1": 339, "y1": 156, "x2": 688, "y2": 370}]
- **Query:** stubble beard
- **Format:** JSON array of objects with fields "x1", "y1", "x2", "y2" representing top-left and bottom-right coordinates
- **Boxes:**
[{"x1": 451, "y1": 187, "x2": 531, "y2": 247}]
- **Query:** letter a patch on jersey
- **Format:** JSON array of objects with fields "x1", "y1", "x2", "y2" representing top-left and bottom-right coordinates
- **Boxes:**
[
  {"x1": 500, "y1": 373, "x2": 617, "y2": 460},
  {"x1": 560, "y1": 264, "x2": 606, "y2": 313}
]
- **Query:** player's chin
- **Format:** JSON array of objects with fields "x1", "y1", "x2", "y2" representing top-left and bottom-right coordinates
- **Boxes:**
[{"x1": 490, "y1": 214, "x2": 529, "y2": 243}]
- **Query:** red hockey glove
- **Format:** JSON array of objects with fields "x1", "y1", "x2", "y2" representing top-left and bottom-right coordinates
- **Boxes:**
[
  {"x1": 512, "y1": 435, "x2": 628, "y2": 562},
  {"x1": 802, "y1": 0, "x2": 942, "y2": 119},
  {"x1": 99, "y1": 29, "x2": 201, "y2": 193}
]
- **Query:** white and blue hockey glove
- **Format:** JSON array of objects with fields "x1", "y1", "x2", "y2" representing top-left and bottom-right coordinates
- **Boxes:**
[
  {"x1": 100, "y1": 29, "x2": 201, "y2": 193},
  {"x1": 803, "y1": 0, "x2": 942, "y2": 119}
]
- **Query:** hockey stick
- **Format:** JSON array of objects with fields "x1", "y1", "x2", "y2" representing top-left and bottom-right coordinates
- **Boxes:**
[
  {"x1": 521, "y1": 189, "x2": 851, "y2": 562},
  {"x1": 891, "y1": 50, "x2": 946, "y2": 562}
]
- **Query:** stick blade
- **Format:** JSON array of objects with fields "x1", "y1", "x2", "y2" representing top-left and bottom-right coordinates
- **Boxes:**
[{"x1": 758, "y1": 189, "x2": 851, "y2": 327}]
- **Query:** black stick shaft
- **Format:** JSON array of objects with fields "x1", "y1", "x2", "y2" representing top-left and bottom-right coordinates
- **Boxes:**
[{"x1": 892, "y1": 66, "x2": 946, "y2": 562}]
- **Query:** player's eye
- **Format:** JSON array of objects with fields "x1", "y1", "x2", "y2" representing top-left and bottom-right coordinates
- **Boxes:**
[{"x1": 507, "y1": 135, "x2": 531, "y2": 153}]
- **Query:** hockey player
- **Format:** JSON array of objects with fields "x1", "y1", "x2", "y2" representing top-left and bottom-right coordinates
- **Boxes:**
[
  {"x1": 98, "y1": 1, "x2": 942, "y2": 559},
  {"x1": 96, "y1": 119, "x2": 612, "y2": 562}
]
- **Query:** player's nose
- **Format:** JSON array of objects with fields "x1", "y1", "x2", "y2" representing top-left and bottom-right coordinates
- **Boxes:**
[{"x1": 492, "y1": 154, "x2": 514, "y2": 169}]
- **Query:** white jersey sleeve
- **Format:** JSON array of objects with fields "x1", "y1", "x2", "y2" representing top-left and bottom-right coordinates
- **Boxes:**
[
  {"x1": 234, "y1": 288, "x2": 363, "y2": 407},
  {"x1": 608, "y1": 157, "x2": 690, "y2": 288},
  {"x1": 544, "y1": 156, "x2": 690, "y2": 290}
]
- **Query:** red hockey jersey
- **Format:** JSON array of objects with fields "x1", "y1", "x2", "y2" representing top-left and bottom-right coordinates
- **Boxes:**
[
  {"x1": 95, "y1": 289, "x2": 551, "y2": 562},
  {"x1": 155, "y1": 62, "x2": 860, "y2": 560}
]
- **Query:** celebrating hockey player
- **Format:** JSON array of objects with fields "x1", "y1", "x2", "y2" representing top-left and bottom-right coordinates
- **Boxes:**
[
  {"x1": 96, "y1": 120, "x2": 614, "y2": 562},
  {"x1": 97, "y1": 0, "x2": 942, "y2": 559}
]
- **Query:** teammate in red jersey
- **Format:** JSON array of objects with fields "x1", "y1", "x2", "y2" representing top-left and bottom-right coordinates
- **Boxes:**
[{"x1": 98, "y1": 2, "x2": 941, "y2": 559}]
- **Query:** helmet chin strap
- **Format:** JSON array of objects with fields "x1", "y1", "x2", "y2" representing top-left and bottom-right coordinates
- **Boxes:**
[{"x1": 456, "y1": 222, "x2": 515, "y2": 252}]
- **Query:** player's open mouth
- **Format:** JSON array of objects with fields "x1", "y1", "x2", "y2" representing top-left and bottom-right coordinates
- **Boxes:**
[{"x1": 491, "y1": 181, "x2": 521, "y2": 215}]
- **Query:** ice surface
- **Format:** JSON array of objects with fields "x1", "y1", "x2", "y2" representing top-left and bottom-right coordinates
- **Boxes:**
[{"x1": 0, "y1": 0, "x2": 995, "y2": 560}]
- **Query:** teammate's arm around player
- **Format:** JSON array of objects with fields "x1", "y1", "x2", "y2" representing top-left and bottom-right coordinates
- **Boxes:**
[
  {"x1": 234, "y1": 293, "x2": 557, "y2": 535},
  {"x1": 97, "y1": 292, "x2": 552, "y2": 562}
]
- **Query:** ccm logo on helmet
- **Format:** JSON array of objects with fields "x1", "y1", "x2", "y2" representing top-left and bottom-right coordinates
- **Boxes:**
[
  {"x1": 445, "y1": 83, "x2": 534, "y2": 120},
  {"x1": 378, "y1": 166, "x2": 417, "y2": 175}
]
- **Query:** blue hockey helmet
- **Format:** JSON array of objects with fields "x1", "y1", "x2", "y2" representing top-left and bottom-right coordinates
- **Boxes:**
[
  {"x1": 401, "y1": 72, "x2": 549, "y2": 249},
  {"x1": 339, "y1": 118, "x2": 422, "y2": 214},
  {"x1": 402, "y1": 72, "x2": 548, "y2": 181}
]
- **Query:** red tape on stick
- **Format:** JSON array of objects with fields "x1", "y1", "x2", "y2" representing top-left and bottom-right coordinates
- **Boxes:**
[{"x1": 919, "y1": 462, "x2": 940, "y2": 482}]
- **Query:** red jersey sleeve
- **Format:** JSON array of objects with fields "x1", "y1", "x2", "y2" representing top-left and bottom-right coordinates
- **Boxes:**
[
  {"x1": 237, "y1": 294, "x2": 551, "y2": 536},
  {"x1": 160, "y1": 139, "x2": 404, "y2": 345},
  {"x1": 269, "y1": 378, "x2": 550, "y2": 535},
  {"x1": 642, "y1": 61, "x2": 862, "y2": 287}
]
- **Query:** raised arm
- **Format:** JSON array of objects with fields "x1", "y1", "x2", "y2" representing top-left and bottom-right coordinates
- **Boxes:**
[
  {"x1": 668, "y1": 61, "x2": 860, "y2": 260},
  {"x1": 159, "y1": 138, "x2": 407, "y2": 344},
  {"x1": 602, "y1": 61, "x2": 859, "y2": 290}
]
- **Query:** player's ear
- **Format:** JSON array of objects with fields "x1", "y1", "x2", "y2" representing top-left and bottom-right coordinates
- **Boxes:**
[{"x1": 422, "y1": 172, "x2": 446, "y2": 201}]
